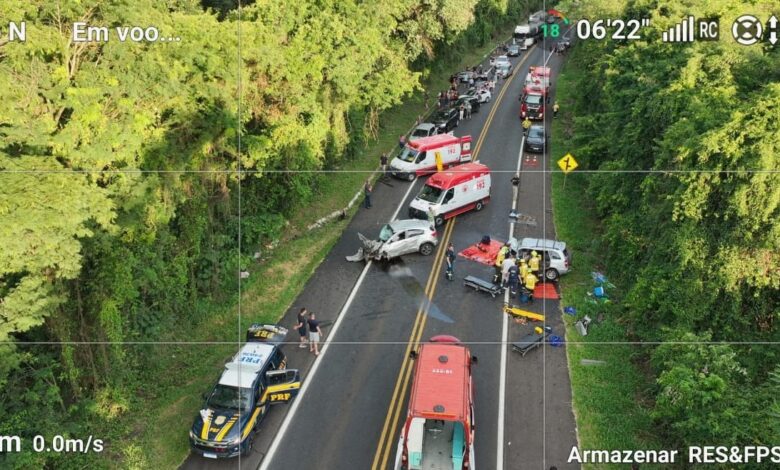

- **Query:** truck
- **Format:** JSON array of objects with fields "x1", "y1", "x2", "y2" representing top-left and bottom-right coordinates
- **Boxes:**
[
  {"x1": 394, "y1": 335, "x2": 477, "y2": 470},
  {"x1": 408, "y1": 162, "x2": 491, "y2": 227},
  {"x1": 389, "y1": 134, "x2": 472, "y2": 182},
  {"x1": 513, "y1": 23, "x2": 539, "y2": 40}
]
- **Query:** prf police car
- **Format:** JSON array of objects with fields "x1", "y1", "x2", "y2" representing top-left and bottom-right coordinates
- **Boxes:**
[{"x1": 189, "y1": 324, "x2": 301, "y2": 459}]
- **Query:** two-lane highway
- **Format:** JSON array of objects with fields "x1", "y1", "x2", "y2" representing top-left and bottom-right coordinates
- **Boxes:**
[{"x1": 181, "y1": 33, "x2": 578, "y2": 470}]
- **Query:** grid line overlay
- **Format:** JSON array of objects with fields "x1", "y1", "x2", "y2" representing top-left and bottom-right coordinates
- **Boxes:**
[{"x1": 2, "y1": 6, "x2": 776, "y2": 470}]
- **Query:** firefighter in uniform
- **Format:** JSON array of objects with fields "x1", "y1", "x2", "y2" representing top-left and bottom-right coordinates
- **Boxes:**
[
  {"x1": 529, "y1": 250, "x2": 541, "y2": 275},
  {"x1": 524, "y1": 271, "x2": 538, "y2": 303}
]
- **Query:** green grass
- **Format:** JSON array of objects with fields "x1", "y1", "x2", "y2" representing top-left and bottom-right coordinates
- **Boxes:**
[
  {"x1": 121, "y1": 25, "x2": 521, "y2": 470},
  {"x1": 550, "y1": 51, "x2": 661, "y2": 468}
]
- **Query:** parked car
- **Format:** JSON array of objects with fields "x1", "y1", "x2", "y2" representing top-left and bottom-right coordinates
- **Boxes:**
[
  {"x1": 457, "y1": 70, "x2": 475, "y2": 84},
  {"x1": 514, "y1": 237, "x2": 572, "y2": 281},
  {"x1": 496, "y1": 61, "x2": 512, "y2": 78},
  {"x1": 466, "y1": 88, "x2": 492, "y2": 103},
  {"x1": 346, "y1": 219, "x2": 438, "y2": 262},
  {"x1": 475, "y1": 66, "x2": 494, "y2": 81},
  {"x1": 410, "y1": 123, "x2": 439, "y2": 141},
  {"x1": 524, "y1": 124, "x2": 546, "y2": 153},
  {"x1": 507, "y1": 44, "x2": 520, "y2": 56},
  {"x1": 454, "y1": 95, "x2": 481, "y2": 113},
  {"x1": 520, "y1": 37, "x2": 535, "y2": 50},
  {"x1": 431, "y1": 107, "x2": 460, "y2": 133},
  {"x1": 495, "y1": 55, "x2": 510, "y2": 67}
]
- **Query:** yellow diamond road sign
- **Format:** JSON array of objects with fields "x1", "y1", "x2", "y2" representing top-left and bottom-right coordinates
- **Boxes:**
[{"x1": 558, "y1": 153, "x2": 578, "y2": 173}]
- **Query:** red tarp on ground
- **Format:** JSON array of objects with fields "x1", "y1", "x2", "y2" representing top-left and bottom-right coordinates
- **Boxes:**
[
  {"x1": 458, "y1": 239, "x2": 504, "y2": 266},
  {"x1": 534, "y1": 282, "x2": 559, "y2": 300}
]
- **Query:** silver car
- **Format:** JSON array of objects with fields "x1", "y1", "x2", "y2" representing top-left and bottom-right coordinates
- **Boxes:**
[{"x1": 346, "y1": 219, "x2": 438, "y2": 262}]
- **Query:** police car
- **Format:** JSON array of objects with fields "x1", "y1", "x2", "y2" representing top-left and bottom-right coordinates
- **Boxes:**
[{"x1": 189, "y1": 324, "x2": 301, "y2": 459}]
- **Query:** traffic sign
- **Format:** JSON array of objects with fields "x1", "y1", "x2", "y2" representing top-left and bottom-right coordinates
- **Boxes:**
[{"x1": 557, "y1": 153, "x2": 578, "y2": 173}]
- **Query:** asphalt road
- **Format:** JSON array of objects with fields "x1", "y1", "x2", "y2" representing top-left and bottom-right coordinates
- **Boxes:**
[{"x1": 181, "y1": 35, "x2": 578, "y2": 470}]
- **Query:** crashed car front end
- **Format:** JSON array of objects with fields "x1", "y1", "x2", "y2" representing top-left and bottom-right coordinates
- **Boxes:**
[{"x1": 346, "y1": 233, "x2": 385, "y2": 262}]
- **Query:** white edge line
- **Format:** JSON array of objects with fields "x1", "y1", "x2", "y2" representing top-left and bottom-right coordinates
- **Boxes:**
[
  {"x1": 497, "y1": 130, "x2": 525, "y2": 470},
  {"x1": 258, "y1": 177, "x2": 419, "y2": 470}
]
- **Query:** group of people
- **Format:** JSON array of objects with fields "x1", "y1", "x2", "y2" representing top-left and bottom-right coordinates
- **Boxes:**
[
  {"x1": 494, "y1": 244, "x2": 542, "y2": 302},
  {"x1": 294, "y1": 307, "x2": 324, "y2": 356}
]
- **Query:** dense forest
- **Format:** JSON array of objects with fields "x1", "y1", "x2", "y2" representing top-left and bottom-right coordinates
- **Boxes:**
[
  {"x1": 0, "y1": 0, "x2": 530, "y2": 467},
  {"x1": 559, "y1": 0, "x2": 780, "y2": 453}
]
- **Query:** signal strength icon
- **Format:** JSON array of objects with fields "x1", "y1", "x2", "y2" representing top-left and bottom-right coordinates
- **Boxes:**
[{"x1": 662, "y1": 16, "x2": 696, "y2": 42}]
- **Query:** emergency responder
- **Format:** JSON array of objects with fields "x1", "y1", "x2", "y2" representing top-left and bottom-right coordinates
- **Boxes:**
[
  {"x1": 524, "y1": 271, "x2": 538, "y2": 303},
  {"x1": 493, "y1": 243, "x2": 509, "y2": 284},
  {"x1": 508, "y1": 263, "x2": 520, "y2": 296},
  {"x1": 529, "y1": 250, "x2": 541, "y2": 275},
  {"x1": 522, "y1": 117, "x2": 532, "y2": 134},
  {"x1": 519, "y1": 258, "x2": 529, "y2": 280}
]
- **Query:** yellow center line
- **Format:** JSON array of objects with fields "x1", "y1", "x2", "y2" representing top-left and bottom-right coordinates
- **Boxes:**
[
  {"x1": 370, "y1": 219, "x2": 453, "y2": 470},
  {"x1": 377, "y1": 220, "x2": 455, "y2": 470},
  {"x1": 372, "y1": 47, "x2": 536, "y2": 469}
]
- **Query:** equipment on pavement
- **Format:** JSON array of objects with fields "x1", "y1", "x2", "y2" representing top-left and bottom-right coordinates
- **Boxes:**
[
  {"x1": 463, "y1": 275, "x2": 503, "y2": 298},
  {"x1": 511, "y1": 326, "x2": 553, "y2": 356},
  {"x1": 503, "y1": 304, "x2": 545, "y2": 322}
]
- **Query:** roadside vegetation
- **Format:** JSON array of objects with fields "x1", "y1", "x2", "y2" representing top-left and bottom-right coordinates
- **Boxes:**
[
  {"x1": 0, "y1": 0, "x2": 544, "y2": 468},
  {"x1": 553, "y1": 0, "x2": 780, "y2": 465}
]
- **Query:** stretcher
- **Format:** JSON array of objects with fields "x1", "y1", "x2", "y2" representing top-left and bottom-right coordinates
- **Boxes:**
[
  {"x1": 511, "y1": 326, "x2": 553, "y2": 356},
  {"x1": 463, "y1": 275, "x2": 503, "y2": 298}
]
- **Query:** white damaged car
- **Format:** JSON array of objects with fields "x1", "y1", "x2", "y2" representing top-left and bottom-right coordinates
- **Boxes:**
[{"x1": 346, "y1": 219, "x2": 438, "y2": 262}]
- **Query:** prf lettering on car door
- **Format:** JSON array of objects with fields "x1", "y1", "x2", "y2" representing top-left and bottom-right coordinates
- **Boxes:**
[{"x1": 269, "y1": 392, "x2": 291, "y2": 402}]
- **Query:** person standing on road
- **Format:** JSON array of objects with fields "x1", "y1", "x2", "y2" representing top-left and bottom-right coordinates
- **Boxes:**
[
  {"x1": 524, "y1": 271, "x2": 538, "y2": 303},
  {"x1": 493, "y1": 243, "x2": 508, "y2": 284},
  {"x1": 522, "y1": 117, "x2": 532, "y2": 134},
  {"x1": 458, "y1": 104, "x2": 465, "y2": 123},
  {"x1": 519, "y1": 258, "x2": 529, "y2": 281},
  {"x1": 502, "y1": 253, "x2": 516, "y2": 287},
  {"x1": 553, "y1": 101, "x2": 560, "y2": 118},
  {"x1": 465, "y1": 100, "x2": 472, "y2": 119},
  {"x1": 307, "y1": 313, "x2": 322, "y2": 356},
  {"x1": 529, "y1": 250, "x2": 540, "y2": 274},
  {"x1": 363, "y1": 180, "x2": 373, "y2": 209},
  {"x1": 445, "y1": 243, "x2": 455, "y2": 280},
  {"x1": 427, "y1": 206, "x2": 436, "y2": 228},
  {"x1": 380, "y1": 152, "x2": 388, "y2": 179},
  {"x1": 508, "y1": 263, "x2": 520, "y2": 296},
  {"x1": 294, "y1": 307, "x2": 308, "y2": 348}
]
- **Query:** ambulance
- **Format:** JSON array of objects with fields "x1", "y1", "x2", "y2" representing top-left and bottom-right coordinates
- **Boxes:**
[
  {"x1": 408, "y1": 162, "x2": 491, "y2": 227},
  {"x1": 394, "y1": 335, "x2": 477, "y2": 470},
  {"x1": 390, "y1": 134, "x2": 473, "y2": 181}
]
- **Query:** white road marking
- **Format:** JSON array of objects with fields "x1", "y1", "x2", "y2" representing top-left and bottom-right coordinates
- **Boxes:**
[
  {"x1": 497, "y1": 134, "x2": 526, "y2": 470},
  {"x1": 258, "y1": 178, "x2": 420, "y2": 470}
]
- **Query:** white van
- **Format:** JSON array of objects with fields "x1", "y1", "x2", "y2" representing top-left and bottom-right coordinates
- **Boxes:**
[
  {"x1": 408, "y1": 163, "x2": 491, "y2": 226},
  {"x1": 390, "y1": 134, "x2": 472, "y2": 181}
]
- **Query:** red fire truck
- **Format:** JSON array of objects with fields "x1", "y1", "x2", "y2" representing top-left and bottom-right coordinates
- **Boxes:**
[{"x1": 394, "y1": 335, "x2": 477, "y2": 470}]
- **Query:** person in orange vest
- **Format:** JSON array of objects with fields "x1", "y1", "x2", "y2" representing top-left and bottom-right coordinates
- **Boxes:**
[{"x1": 524, "y1": 271, "x2": 538, "y2": 303}]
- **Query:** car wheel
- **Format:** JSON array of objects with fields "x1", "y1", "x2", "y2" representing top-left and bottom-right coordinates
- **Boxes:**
[
  {"x1": 545, "y1": 268, "x2": 559, "y2": 281},
  {"x1": 406, "y1": 173, "x2": 415, "y2": 182},
  {"x1": 419, "y1": 242, "x2": 434, "y2": 256},
  {"x1": 241, "y1": 433, "x2": 254, "y2": 457},
  {"x1": 434, "y1": 216, "x2": 444, "y2": 227},
  {"x1": 475, "y1": 200, "x2": 484, "y2": 211}
]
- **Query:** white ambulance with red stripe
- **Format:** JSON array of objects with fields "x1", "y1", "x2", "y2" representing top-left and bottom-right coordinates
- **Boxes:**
[
  {"x1": 390, "y1": 134, "x2": 472, "y2": 181},
  {"x1": 408, "y1": 162, "x2": 491, "y2": 226}
]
